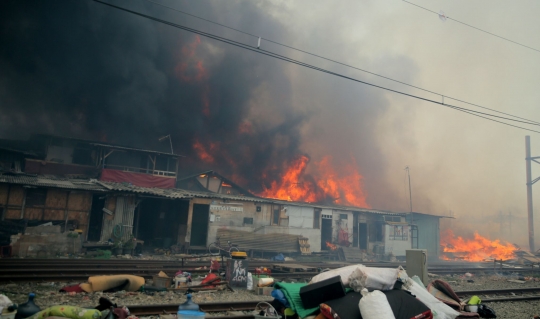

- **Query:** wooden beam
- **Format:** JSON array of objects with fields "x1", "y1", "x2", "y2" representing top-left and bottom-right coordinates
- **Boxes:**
[
  {"x1": 185, "y1": 200, "x2": 194, "y2": 249},
  {"x1": 20, "y1": 189, "x2": 27, "y2": 219}
]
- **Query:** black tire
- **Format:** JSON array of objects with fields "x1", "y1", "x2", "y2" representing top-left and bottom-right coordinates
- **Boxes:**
[{"x1": 208, "y1": 243, "x2": 220, "y2": 255}]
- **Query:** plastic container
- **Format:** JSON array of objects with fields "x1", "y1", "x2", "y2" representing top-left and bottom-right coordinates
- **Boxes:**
[
  {"x1": 177, "y1": 310, "x2": 205, "y2": 319},
  {"x1": 174, "y1": 276, "x2": 187, "y2": 288},
  {"x1": 14, "y1": 293, "x2": 40, "y2": 319},
  {"x1": 178, "y1": 294, "x2": 199, "y2": 311}
]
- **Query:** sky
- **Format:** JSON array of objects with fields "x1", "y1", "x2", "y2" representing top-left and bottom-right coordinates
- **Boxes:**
[{"x1": 1, "y1": 0, "x2": 539, "y2": 247}]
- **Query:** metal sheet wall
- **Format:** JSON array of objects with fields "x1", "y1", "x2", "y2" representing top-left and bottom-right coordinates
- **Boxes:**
[{"x1": 100, "y1": 196, "x2": 137, "y2": 242}]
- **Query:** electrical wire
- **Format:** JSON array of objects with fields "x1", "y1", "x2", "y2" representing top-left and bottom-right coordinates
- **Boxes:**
[
  {"x1": 142, "y1": 0, "x2": 540, "y2": 126},
  {"x1": 93, "y1": 0, "x2": 540, "y2": 134},
  {"x1": 402, "y1": 0, "x2": 540, "y2": 54}
]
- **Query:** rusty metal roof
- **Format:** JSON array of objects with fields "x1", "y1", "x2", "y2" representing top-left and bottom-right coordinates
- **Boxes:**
[
  {"x1": 0, "y1": 173, "x2": 107, "y2": 191},
  {"x1": 95, "y1": 180, "x2": 263, "y2": 202}
]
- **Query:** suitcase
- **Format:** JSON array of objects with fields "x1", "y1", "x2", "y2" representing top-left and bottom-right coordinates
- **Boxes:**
[{"x1": 299, "y1": 275, "x2": 346, "y2": 308}]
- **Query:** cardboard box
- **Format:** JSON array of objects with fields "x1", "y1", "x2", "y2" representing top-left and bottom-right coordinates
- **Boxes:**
[{"x1": 257, "y1": 287, "x2": 274, "y2": 296}]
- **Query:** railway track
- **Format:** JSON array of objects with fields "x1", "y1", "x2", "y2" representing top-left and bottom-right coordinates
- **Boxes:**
[
  {"x1": 124, "y1": 288, "x2": 540, "y2": 316},
  {"x1": 0, "y1": 259, "x2": 536, "y2": 283}
]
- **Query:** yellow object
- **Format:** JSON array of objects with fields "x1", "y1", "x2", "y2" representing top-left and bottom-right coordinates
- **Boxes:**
[
  {"x1": 27, "y1": 306, "x2": 100, "y2": 319},
  {"x1": 231, "y1": 251, "x2": 247, "y2": 258},
  {"x1": 80, "y1": 275, "x2": 145, "y2": 292},
  {"x1": 75, "y1": 229, "x2": 83, "y2": 234}
]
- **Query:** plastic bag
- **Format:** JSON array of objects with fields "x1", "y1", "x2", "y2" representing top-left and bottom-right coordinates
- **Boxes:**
[
  {"x1": 349, "y1": 266, "x2": 398, "y2": 291},
  {"x1": 359, "y1": 288, "x2": 396, "y2": 319},
  {"x1": 400, "y1": 275, "x2": 459, "y2": 319},
  {"x1": 477, "y1": 304, "x2": 496, "y2": 318},
  {"x1": 0, "y1": 294, "x2": 13, "y2": 308},
  {"x1": 310, "y1": 264, "x2": 363, "y2": 287},
  {"x1": 247, "y1": 273, "x2": 253, "y2": 290}
]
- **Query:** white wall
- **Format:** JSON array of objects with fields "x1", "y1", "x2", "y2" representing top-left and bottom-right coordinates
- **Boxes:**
[{"x1": 383, "y1": 224, "x2": 411, "y2": 256}]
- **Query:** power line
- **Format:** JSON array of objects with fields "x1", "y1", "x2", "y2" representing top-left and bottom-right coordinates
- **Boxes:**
[
  {"x1": 403, "y1": 0, "x2": 540, "y2": 54},
  {"x1": 93, "y1": 0, "x2": 540, "y2": 134},
  {"x1": 142, "y1": 0, "x2": 540, "y2": 126}
]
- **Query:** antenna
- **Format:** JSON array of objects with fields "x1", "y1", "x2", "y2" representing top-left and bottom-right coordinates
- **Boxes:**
[{"x1": 158, "y1": 135, "x2": 174, "y2": 154}]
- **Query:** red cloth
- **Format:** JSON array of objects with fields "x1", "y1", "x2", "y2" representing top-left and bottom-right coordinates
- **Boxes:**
[
  {"x1": 100, "y1": 169, "x2": 175, "y2": 189},
  {"x1": 59, "y1": 284, "x2": 85, "y2": 293},
  {"x1": 201, "y1": 273, "x2": 220, "y2": 288}
]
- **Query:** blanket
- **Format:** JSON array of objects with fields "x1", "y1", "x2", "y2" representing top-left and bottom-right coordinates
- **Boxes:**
[
  {"x1": 80, "y1": 275, "x2": 145, "y2": 293},
  {"x1": 274, "y1": 282, "x2": 319, "y2": 318}
]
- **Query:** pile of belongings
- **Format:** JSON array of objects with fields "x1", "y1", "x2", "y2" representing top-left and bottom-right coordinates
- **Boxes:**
[{"x1": 265, "y1": 264, "x2": 497, "y2": 319}]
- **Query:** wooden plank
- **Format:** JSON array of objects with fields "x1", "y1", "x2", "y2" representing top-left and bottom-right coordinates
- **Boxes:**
[
  {"x1": 68, "y1": 192, "x2": 91, "y2": 211},
  {"x1": 43, "y1": 209, "x2": 65, "y2": 220},
  {"x1": 0, "y1": 184, "x2": 8, "y2": 205},
  {"x1": 45, "y1": 189, "x2": 68, "y2": 209},
  {"x1": 7, "y1": 186, "x2": 24, "y2": 206},
  {"x1": 6, "y1": 209, "x2": 21, "y2": 219},
  {"x1": 24, "y1": 208, "x2": 43, "y2": 220}
]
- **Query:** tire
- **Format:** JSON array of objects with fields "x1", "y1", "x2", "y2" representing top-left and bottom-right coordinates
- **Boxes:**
[
  {"x1": 228, "y1": 246, "x2": 239, "y2": 256},
  {"x1": 208, "y1": 243, "x2": 220, "y2": 255}
]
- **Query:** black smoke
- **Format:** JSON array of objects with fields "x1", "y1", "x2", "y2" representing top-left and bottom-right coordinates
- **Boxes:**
[{"x1": 0, "y1": 0, "x2": 418, "y2": 210}]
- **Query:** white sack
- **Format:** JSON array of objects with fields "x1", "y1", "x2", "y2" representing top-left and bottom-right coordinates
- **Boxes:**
[
  {"x1": 0, "y1": 294, "x2": 13, "y2": 308},
  {"x1": 349, "y1": 266, "x2": 399, "y2": 291},
  {"x1": 247, "y1": 272, "x2": 253, "y2": 291},
  {"x1": 359, "y1": 288, "x2": 396, "y2": 319},
  {"x1": 399, "y1": 269, "x2": 459, "y2": 319},
  {"x1": 310, "y1": 264, "x2": 363, "y2": 287}
]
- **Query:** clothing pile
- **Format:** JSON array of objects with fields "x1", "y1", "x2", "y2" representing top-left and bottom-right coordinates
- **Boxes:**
[{"x1": 265, "y1": 265, "x2": 496, "y2": 319}]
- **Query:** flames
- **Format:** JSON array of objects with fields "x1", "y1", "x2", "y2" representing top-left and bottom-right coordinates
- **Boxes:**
[
  {"x1": 441, "y1": 229, "x2": 517, "y2": 261},
  {"x1": 326, "y1": 242, "x2": 338, "y2": 251},
  {"x1": 258, "y1": 155, "x2": 368, "y2": 207},
  {"x1": 175, "y1": 35, "x2": 211, "y2": 117}
]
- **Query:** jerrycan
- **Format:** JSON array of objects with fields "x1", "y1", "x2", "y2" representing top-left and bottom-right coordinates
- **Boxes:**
[{"x1": 15, "y1": 293, "x2": 41, "y2": 319}]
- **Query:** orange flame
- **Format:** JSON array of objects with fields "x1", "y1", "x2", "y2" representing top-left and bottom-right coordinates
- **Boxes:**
[
  {"x1": 193, "y1": 139, "x2": 216, "y2": 163},
  {"x1": 258, "y1": 155, "x2": 368, "y2": 207},
  {"x1": 441, "y1": 229, "x2": 517, "y2": 261},
  {"x1": 175, "y1": 36, "x2": 211, "y2": 117},
  {"x1": 326, "y1": 242, "x2": 338, "y2": 251}
]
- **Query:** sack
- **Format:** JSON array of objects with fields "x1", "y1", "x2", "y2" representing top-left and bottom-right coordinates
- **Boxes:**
[
  {"x1": 359, "y1": 288, "x2": 396, "y2": 319},
  {"x1": 310, "y1": 265, "x2": 362, "y2": 287},
  {"x1": 349, "y1": 266, "x2": 399, "y2": 291},
  {"x1": 247, "y1": 273, "x2": 253, "y2": 290}
]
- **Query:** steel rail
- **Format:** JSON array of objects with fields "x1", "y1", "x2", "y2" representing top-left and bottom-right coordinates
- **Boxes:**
[
  {"x1": 127, "y1": 300, "x2": 265, "y2": 315},
  {"x1": 455, "y1": 287, "x2": 540, "y2": 295}
]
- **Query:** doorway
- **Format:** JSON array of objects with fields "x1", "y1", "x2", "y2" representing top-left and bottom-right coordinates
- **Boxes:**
[
  {"x1": 190, "y1": 204, "x2": 209, "y2": 247},
  {"x1": 88, "y1": 195, "x2": 105, "y2": 242},
  {"x1": 358, "y1": 223, "x2": 368, "y2": 250},
  {"x1": 320, "y1": 217, "x2": 333, "y2": 250}
]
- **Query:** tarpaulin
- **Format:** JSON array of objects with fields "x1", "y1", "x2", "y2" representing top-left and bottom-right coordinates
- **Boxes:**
[{"x1": 100, "y1": 169, "x2": 175, "y2": 188}]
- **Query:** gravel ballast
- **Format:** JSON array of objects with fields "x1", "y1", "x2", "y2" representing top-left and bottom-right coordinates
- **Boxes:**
[{"x1": 1, "y1": 273, "x2": 539, "y2": 319}]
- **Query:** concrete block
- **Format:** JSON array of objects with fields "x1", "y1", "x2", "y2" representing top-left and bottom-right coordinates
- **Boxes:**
[
  {"x1": 256, "y1": 287, "x2": 274, "y2": 296},
  {"x1": 25, "y1": 225, "x2": 61, "y2": 234}
]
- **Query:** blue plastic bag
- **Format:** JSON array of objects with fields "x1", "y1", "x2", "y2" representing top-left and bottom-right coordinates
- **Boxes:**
[{"x1": 271, "y1": 289, "x2": 290, "y2": 308}]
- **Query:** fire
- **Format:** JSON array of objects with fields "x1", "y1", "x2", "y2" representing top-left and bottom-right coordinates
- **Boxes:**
[
  {"x1": 258, "y1": 155, "x2": 368, "y2": 207},
  {"x1": 326, "y1": 242, "x2": 338, "y2": 250},
  {"x1": 193, "y1": 139, "x2": 216, "y2": 163},
  {"x1": 175, "y1": 36, "x2": 211, "y2": 117},
  {"x1": 441, "y1": 229, "x2": 517, "y2": 261}
]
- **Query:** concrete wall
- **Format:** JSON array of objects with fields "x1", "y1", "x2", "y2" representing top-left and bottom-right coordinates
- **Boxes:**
[
  {"x1": 0, "y1": 184, "x2": 92, "y2": 238},
  {"x1": 10, "y1": 231, "x2": 82, "y2": 257}
]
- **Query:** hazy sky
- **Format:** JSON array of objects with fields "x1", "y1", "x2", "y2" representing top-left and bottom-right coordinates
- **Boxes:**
[{"x1": 1, "y1": 0, "x2": 539, "y2": 246}]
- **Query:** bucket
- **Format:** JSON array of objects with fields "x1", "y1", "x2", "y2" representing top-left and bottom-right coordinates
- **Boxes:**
[{"x1": 177, "y1": 310, "x2": 205, "y2": 319}]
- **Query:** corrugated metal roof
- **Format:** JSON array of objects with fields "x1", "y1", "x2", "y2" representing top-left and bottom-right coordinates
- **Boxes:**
[
  {"x1": 0, "y1": 174, "x2": 107, "y2": 191},
  {"x1": 96, "y1": 181, "x2": 263, "y2": 202}
]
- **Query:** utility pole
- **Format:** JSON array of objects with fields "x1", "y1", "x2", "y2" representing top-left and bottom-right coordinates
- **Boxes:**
[
  {"x1": 405, "y1": 166, "x2": 416, "y2": 248},
  {"x1": 525, "y1": 136, "x2": 540, "y2": 252}
]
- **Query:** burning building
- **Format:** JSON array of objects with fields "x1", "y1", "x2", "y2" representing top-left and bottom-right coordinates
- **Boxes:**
[{"x1": 0, "y1": 134, "x2": 444, "y2": 260}]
